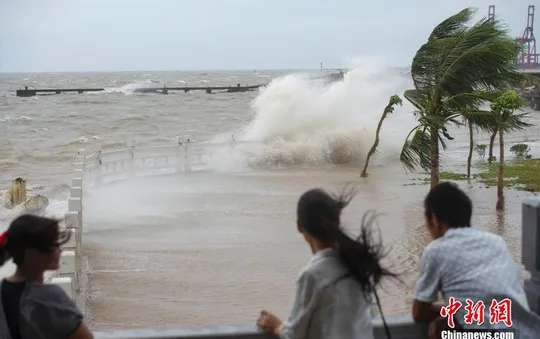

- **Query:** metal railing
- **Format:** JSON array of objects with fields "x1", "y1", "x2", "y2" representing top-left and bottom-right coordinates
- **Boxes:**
[
  {"x1": 94, "y1": 315, "x2": 427, "y2": 339},
  {"x1": 55, "y1": 139, "x2": 254, "y2": 307}
]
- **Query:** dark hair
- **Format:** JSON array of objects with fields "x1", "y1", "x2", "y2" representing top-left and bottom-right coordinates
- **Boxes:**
[
  {"x1": 0, "y1": 215, "x2": 70, "y2": 266},
  {"x1": 296, "y1": 186, "x2": 395, "y2": 294},
  {"x1": 424, "y1": 182, "x2": 472, "y2": 228}
]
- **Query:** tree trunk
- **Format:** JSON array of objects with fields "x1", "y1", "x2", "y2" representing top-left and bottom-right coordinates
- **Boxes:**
[
  {"x1": 361, "y1": 108, "x2": 390, "y2": 177},
  {"x1": 488, "y1": 129, "x2": 497, "y2": 164},
  {"x1": 430, "y1": 126, "x2": 440, "y2": 188},
  {"x1": 496, "y1": 129, "x2": 505, "y2": 211},
  {"x1": 467, "y1": 121, "x2": 473, "y2": 179}
]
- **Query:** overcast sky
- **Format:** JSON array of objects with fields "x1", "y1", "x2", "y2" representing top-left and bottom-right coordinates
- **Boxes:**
[{"x1": 0, "y1": 0, "x2": 534, "y2": 72}]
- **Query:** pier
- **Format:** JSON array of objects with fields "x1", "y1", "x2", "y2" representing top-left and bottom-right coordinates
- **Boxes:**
[{"x1": 15, "y1": 84, "x2": 264, "y2": 97}]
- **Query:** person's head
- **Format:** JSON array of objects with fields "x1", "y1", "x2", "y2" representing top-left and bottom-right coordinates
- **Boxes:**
[
  {"x1": 296, "y1": 187, "x2": 395, "y2": 293},
  {"x1": 0, "y1": 215, "x2": 70, "y2": 277},
  {"x1": 424, "y1": 182, "x2": 472, "y2": 239}
]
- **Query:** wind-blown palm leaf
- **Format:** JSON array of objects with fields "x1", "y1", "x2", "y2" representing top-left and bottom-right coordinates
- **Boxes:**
[
  {"x1": 443, "y1": 91, "x2": 496, "y2": 112},
  {"x1": 462, "y1": 109, "x2": 498, "y2": 132},
  {"x1": 413, "y1": 11, "x2": 522, "y2": 99},
  {"x1": 428, "y1": 8, "x2": 475, "y2": 41},
  {"x1": 403, "y1": 89, "x2": 428, "y2": 112},
  {"x1": 498, "y1": 112, "x2": 533, "y2": 133},
  {"x1": 436, "y1": 18, "x2": 522, "y2": 95},
  {"x1": 400, "y1": 126, "x2": 431, "y2": 172},
  {"x1": 439, "y1": 128, "x2": 453, "y2": 149},
  {"x1": 411, "y1": 8, "x2": 476, "y2": 91}
]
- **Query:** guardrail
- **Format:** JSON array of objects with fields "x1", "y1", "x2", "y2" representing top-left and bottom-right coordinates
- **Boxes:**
[
  {"x1": 51, "y1": 149, "x2": 86, "y2": 310},
  {"x1": 84, "y1": 138, "x2": 251, "y2": 185},
  {"x1": 94, "y1": 315, "x2": 427, "y2": 339},
  {"x1": 55, "y1": 139, "x2": 249, "y2": 307},
  {"x1": 57, "y1": 139, "x2": 540, "y2": 339}
]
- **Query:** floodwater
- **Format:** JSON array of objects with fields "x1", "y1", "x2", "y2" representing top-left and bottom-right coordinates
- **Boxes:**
[{"x1": 83, "y1": 167, "x2": 530, "y2": 330}]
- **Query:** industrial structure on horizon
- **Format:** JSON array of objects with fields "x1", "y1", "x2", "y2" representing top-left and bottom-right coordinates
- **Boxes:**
[
  {"x1": 490, "y1": 4, "x2": 538, "y2": 70},
  {"x1": 321, "y1": 5, "x2": 538, "y2": 75}
]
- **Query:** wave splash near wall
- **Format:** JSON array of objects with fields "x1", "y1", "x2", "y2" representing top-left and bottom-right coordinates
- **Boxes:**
[{"x1": 212, "y1": 61, "x2": 418, "y2": 170}]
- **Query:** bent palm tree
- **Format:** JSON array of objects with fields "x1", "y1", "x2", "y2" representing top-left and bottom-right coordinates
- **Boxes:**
[
  {"x1": 490, "y1": 90, "x2": 531, "y2": 211},
  {"x1": 399, "y1": 7, "x2": 523, "y2": 187},
  {"x1": 361, "y1": 95, "x2": 403, "y2": 177}
]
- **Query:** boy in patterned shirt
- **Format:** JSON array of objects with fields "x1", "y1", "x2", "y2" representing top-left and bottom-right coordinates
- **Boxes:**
[{"x1": 412, "y1": 182, "x2": 540, "y2": 338}]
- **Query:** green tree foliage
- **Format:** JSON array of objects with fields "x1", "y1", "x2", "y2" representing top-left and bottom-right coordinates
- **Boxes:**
[{"x1": 399, "y1": 7, "x2": 523, "y2": 188}]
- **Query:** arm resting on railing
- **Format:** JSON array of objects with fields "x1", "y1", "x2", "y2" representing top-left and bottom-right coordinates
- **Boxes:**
[{"x1": 93, "y1": 315, "x2": 428, "y2": 339}]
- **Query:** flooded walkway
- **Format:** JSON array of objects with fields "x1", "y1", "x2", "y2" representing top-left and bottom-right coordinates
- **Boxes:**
[{"x1": 83, "y1": 166, "x2": 529, "y2": 330}]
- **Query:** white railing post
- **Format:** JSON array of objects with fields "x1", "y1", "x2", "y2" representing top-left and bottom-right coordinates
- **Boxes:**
[
  {"x1": 58, "y1": 196, "x2": 82, "y2": 299},
  {"x1": 176, "y1": 137, "x2": 184, "y2": 173},
  {"x1": 75, "y1": 148, "x2": 86, "y2": 178},
  {"x1": 51, "y1": 150, "x2": 86, "y2": 305},
  {"x1": 96, "y1": 149, "x2": 103, "y2": 185},
  {"x1": 127, "y1": 140, "x2": 135, "y2": 177},
  {"x1": 184, "y1": 138, "x2": 192, "y2": 172},
  {"x1": 72, "y1": 178, "x2": 83, "y2": 192},
  {"x1": 73, "y1": 162, "x2": 84, "y2": 187},
  {"x1": 69, "y1": 186, "x2": 83, "y2": 274}
]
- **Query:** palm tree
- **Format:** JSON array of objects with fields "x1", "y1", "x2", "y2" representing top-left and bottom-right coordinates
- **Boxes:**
[
  {"x1": 490, "y1": 90, "x2": 531, "y2": 211},
  {"x1": 487, "y1": 126, "x2": 499, "y2": 163},
  {"x1": 361, "y1": 95, "x2": 403, "y2": 177},
  {"x1": 465, "y1": 118, "x2": 474, "y2": 178},
  {"x1": 399, "y1": 8, "x2": 523, "y2": 187},
  {"x1": 464, "y1": 112, "x2": 498, "y2": 178}
]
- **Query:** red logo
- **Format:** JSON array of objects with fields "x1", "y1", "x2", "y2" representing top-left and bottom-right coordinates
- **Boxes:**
[
  {"x1": 440, "y1": 297, "x2": 462, "y2": 328},
  {"x1": 464, "y1": 300, "x2": 486, "y2": 325},
  {"x1": 440, "y1": 298, "x2": 513, "y2": 328},
  {"x1": 489, "y1": 298, "x2": 513, "y2": 327}
]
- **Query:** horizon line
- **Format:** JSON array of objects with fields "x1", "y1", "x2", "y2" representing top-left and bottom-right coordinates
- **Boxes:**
[{"x1": 0, "y1": 66, "x2": 411, "y2": 75}]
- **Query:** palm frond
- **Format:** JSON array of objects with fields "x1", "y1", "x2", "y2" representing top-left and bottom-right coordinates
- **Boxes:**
[
  {"x1": 499, "y1": 112, "x2": 533, "y2": 133},
  {"x1": 447, "y1": 117, "x2": 464, "y2": 128},
  {"x1": 428, "y1": 8, "x2": 476, "y2": 41},
  {"x1": 439, "y1": 127, "x2": 454, "y2": 151},
  {"x1": 403, "y1": 89, "x2": 428, "y2": 113},
  {"x1": 436, "y1": 18, "x2": 521, "y2": 95},
  {"x1": 462, "y1": 110, "x2": 497, "y2": 132},
  {"x1": 400, "y1": 126, "x2": 431, "y2": 172},
  {"x1": 411, "y1": 8, "x2": 476, "y2": 91},
  {"x1": 443, "y1": 91, "x2": 495, "y2": 112},
  {"x1": 421, "y1": 113, "x2": 449, "y2": 129}
]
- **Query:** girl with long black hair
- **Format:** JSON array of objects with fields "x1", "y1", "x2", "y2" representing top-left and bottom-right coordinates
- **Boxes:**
[
  {"x1": 256, "y1": 187, "x2": 395, "y2": 339},
  {"x1": 0, "y1": 214, "x2": 93, "y2": 339}
]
